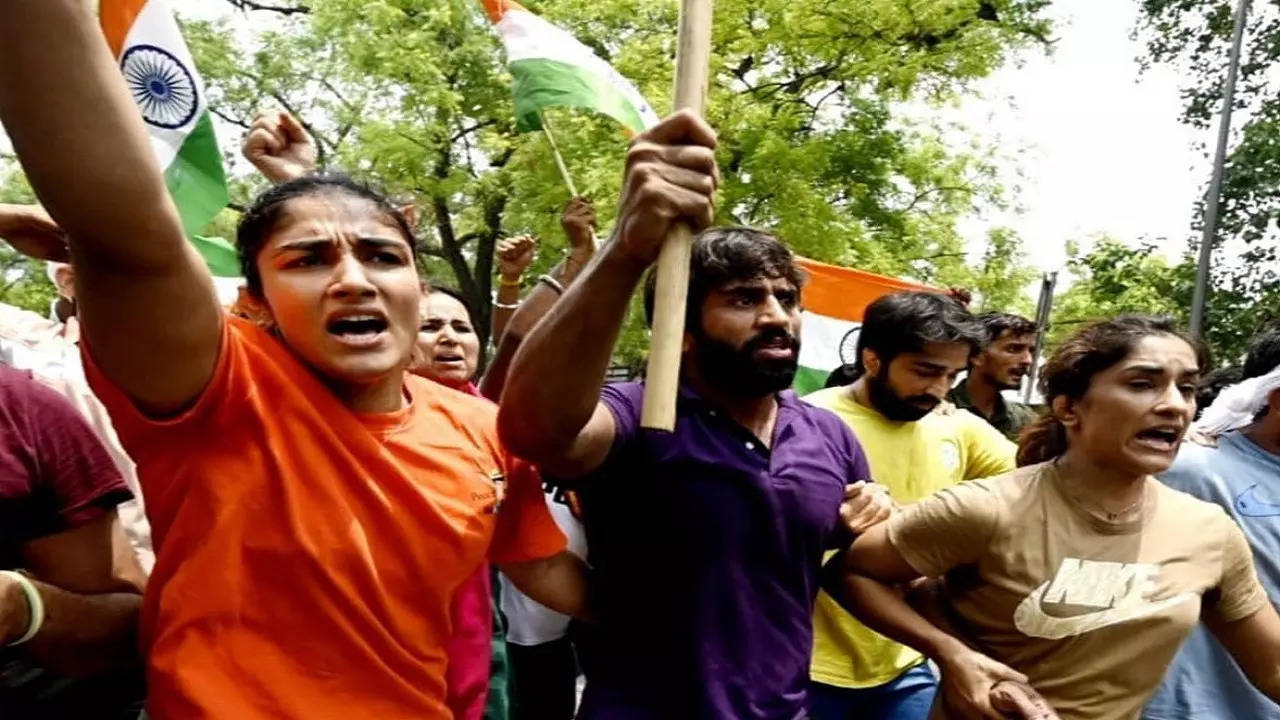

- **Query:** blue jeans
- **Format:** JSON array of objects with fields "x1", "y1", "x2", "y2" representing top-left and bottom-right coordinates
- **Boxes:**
[{"x1": 808, "y1": 664, "x2": 937, "y2": 720}]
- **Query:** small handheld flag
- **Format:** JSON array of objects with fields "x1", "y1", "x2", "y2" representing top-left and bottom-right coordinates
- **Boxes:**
[
  {"x1": 482, "y1": 0, "x2": 659, "y2": 135},
  {"x1": 101, "y1": 0, "x2": 232, "y2": 275}
]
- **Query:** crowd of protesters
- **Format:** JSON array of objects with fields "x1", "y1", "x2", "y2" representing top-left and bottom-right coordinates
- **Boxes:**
[{"x1": 0, "y1": 3, "x2": 1279, "y2": 720}]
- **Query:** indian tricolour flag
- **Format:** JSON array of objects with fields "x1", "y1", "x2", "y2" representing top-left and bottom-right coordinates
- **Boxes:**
[
  {"x1": 794, "y1": 258, "x2": 933, "y2": 395},
  {"x1": 100, "y1": 0, "x2": 236, "y2": 287},
  {"x1": 482, "y1": 0, "x2": 659, "y2": 134}
]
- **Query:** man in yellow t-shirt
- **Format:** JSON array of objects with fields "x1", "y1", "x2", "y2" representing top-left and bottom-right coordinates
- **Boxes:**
[{"x1": 805, "y1": 291, "x2": 1016, "y2": 720}]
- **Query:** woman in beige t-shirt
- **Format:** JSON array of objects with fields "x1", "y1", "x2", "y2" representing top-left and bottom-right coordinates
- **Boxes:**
[{"x1": 830, "y1": 316, "x2": 1280, "y2": 720}]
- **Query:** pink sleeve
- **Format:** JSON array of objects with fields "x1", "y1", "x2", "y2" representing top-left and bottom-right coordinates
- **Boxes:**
[{"x1": 445, "y1": 567, "x2": 493, "y2": 720}]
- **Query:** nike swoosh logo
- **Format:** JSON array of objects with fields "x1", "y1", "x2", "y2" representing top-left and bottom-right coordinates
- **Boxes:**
[
  {"x1": 1013, "y1": 582, "x2": 1195, "y2": 639},
  {"x1": 1235, "y1": 485, "x2": 1280, "y2": 518}
]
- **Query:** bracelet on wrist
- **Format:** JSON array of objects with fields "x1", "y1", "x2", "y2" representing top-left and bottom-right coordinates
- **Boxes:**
[
  {"x1": 537, "y1": 274, "x2": 565, "y2": 295},
  {"x1": 497, "y1": 275, "x2": 523, "y2": 288},
  {"x1": 492, "y1": 298, "x2": 522, "y2": 310},
  {"x1": 0, "y1": 571, "x2": 43, "y2": 647}
]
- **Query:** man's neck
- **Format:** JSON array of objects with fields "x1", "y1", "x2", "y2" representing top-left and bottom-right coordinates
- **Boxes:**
[
  {"x1": 963, "y1": 373, "x2": 1002, "y2": 418},
  {"x1": 1244, "y1": 416, "x2": 1280, "y2": 457},
  {"x1": 684, "y1": 372, "x2": 779, "y2": 446},
  {"x1": 850, "y1": 377, "x2": 875, "y2": 414}
]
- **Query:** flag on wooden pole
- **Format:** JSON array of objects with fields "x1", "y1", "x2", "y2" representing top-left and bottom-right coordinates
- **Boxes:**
[
  {"x1": 481, "y1": 0, "x2": 659, "y2": 135},
  {"x1": 101, "y1": 0, "x2": 232, "y2": 275},
  {"x1": 793, "y1": 258, "x2": 934, "y2": 394}
]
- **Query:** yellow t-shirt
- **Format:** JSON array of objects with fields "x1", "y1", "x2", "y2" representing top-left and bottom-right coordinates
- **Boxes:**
[{"x1": 804, "y1": 386, "x2": 1017, "y2": 688}]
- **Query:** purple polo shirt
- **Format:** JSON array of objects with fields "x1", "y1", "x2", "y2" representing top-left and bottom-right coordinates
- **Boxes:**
[{"x1": 574, "y1": 382, "x2": 871, "y2": 720}]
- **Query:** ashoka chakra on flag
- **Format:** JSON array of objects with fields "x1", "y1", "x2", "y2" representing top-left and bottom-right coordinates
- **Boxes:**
[{"x1": 122, "y1": 44, "x2": 198, "y2": 130}]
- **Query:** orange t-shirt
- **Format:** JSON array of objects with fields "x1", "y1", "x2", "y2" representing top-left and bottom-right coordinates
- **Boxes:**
[{"x1": 84, "y1": 316, "x2": 566, "y2": 720}]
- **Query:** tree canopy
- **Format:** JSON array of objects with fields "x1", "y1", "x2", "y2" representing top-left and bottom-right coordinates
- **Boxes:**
[
  {"x1": 179, "y1": 0, "x2": 1050, "y2": 361},
  {"x1": 1134, "y1": 0, "x2": 1280, "y2": 362},
  {"x1": 0, "y1": 164, "x2": 57, "y2": 315},
  {"x1": 0, "y1": 0, "x2": 1055, "y2": 365}
]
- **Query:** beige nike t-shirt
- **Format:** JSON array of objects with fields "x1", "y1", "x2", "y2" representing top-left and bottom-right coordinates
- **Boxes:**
[{"x1": 888, "y1": 462, "x2": 1267, "y2": 720}]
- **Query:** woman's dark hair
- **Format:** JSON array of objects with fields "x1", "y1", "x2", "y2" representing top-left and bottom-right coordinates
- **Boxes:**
[
  {"x1": 236, "y1": 174, "x2": 417, "y2": 295},
  {"x1": 424, "y1": 285, "x2": 477, "y2": 326},
  {"x1": 642, "y1": 226, "x2": 805, "y2": 330},
  {"x1": 1016, "y1": 315, "x2": 1209, "y2": 467}
]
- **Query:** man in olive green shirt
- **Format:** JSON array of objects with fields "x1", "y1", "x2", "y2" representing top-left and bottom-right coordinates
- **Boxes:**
[{"x1": 949, "y1": 312, "x2": 1039, "y2": 441}]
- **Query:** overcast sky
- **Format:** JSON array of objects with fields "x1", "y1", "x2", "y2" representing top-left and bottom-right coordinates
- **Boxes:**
[{"x1": 951, "y1": 0, "x2": 1212, "y2": 272}]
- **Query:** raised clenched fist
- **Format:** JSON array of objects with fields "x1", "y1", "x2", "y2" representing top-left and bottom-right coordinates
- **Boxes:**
[
  {"x1": 560, "y1": 196, "x2": 597, "y2": 251},
  {"x1": 242, "y1": 111, "x2": 317, "y2": 184},
  {"x1": 612, "y1": 110, "x2": 719, "y2": 267},
  {"x1": 0, "y1": 204, "x2": 68, "y2": 263},
  {"x1": 496, "y1": 235, "x2": 538, "y2": 280}
]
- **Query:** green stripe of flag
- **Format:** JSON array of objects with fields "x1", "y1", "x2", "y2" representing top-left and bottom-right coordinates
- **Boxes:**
[
  {"x1": 793, "y1": 366, "x2": 830, "y2": 397},
  {"x1": 164, "y1": 112, "x2": 229, "y2": 239},
  {"x1": 510, "y1": 57, "x2": 647, "y2": 134},
  {"x1": 190, "y1": 235, "x2": 241, "y2": 278}
]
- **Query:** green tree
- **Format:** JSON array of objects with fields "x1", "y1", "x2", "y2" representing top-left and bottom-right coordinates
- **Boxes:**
[
  {"x1": 1041, "y1": 237, "x2": 1274, "y2": 365},
  {"x1": 962, "y1": 227, "x2": 1037, "y2": 315},
  {"x1": 171, "y1": 0, "x2": 1052, "y2": 366},
  {"x1": 1137, "y1": 1, "x2": 1280, "y2": 358},
  {"x1": 0, "y1": 160, "x2": 57, "y2": 315}
]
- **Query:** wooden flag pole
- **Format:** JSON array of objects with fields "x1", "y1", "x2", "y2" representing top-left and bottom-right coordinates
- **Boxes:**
[
  {"x1": 640, "y1": 0, "x2": 714, "y2": 431},
  {"x1": 539, "y1": 109, "x2": 600, "y2": 250},
  {"x1": 539, "y1": 109, "x2": 579, "y2": 197}
]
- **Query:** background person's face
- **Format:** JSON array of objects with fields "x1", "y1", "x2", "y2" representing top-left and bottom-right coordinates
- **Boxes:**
[
  {"x1": 976, "y1": 330, "x2": 1036, "y2": 390},
  {"x1": 691, "y1": 275, "x2": 802, "y2": 397},
  {"x1": 865, "y1": 342, "x2": 971, "y2": 421},
  {"x1": 414, "y1": 292, "x2": 480, "y2": 386},
  {"x1": 255, "y1": 193, "x2": 422, "y2": 390},
  {"x1": 1058, "y1": 334, "x2": 1199, "y2": 477}
]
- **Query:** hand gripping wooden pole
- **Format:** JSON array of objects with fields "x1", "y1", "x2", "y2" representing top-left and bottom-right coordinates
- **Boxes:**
[{"x1": 640, "y1": 0, "x2": 715, "y2": 432}]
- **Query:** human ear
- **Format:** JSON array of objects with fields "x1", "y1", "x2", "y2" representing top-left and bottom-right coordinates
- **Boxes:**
[
  {"x1": 861, "y1": 348, "x2": 881, "y2": 378},
  {"x1": 232, "y1": 286, "x2": 276, "y2": 331},
  {"x1": 1052, "y1": 395, "x2": 1079, "y2": 428}
]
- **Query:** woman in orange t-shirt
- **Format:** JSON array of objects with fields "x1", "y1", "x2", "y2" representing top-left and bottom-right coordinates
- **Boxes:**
[{"x1": 0, "y1": 3, "x2": 594, "y2": 719}]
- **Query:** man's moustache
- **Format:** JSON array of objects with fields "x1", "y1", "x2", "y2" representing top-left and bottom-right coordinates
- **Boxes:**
[{"x1": 744, "y1": 331, "x2": 799, "y2": 352}]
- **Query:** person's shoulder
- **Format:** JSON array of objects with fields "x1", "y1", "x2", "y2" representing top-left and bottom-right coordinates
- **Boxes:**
[
  {"x1": 0, "y1": 363, "x2": 55, "y2": 408},
  {"x1": 973, "y1": 463, "x2": 1046, "y2": 498},
  {"x1": 788, "y1": 389, "x2": 852, "y2": 429},
  {"x1": 800, "y1": 385, "x2": 844, "y2": 409},
  {"x1": 602, "y1": 380, "x2": 645, "y2": 403},
  {"x1": 409, "y1": 375, "x2": 498, "y2": 425},
  {"x1": 598, "y1": 380, "x2": 645, "y2": 422},
  {"x1": 1153, "y1": 478, "x2": 1240, "y2": 532},
  {"x1": 0, "y1": 302, "x2": 61, "y2": 346},
  {"x1": 929, "y1": 403, "x2": 989, "y2": 433},
  {"x1": 1158, "y1": 439, "x2": 1223, "y2": 492},
  {"x1": 785, "y1": 390, "x2": 864, "y2": 453},
  {"x1": 0, "y1": 361, "x2": 33, "y2": 386},
  {"x1": 1007, "y1": 399, "x2": 1038, "y2": 419}
]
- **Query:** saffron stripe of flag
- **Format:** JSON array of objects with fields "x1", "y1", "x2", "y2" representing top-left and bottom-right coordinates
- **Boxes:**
[{"x1": 794, "y1": 258, "x2": 934, "y2": 395}]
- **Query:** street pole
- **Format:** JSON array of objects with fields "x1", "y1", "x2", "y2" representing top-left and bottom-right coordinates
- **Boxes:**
[
  {"x1": 1024, "y1": 271, "x2": 1058, "y2": 404},
  {"x1": 1191, "y1": 0, "x2": 1252, "y2": 339}
]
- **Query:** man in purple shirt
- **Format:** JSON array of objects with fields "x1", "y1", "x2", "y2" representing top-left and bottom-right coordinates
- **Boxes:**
[{"x1": 499, "y1": 112, "x2": 886, "y2": 719}]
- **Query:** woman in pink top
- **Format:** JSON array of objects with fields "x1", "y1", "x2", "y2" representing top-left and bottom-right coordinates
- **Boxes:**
[{"x1": 412, "y1": 206, "x2": 597, "y2": 720}]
